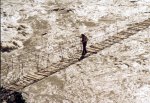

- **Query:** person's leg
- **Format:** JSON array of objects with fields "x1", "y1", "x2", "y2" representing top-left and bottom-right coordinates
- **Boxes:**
[
  {"x1": 84, "y1": 42, "x2": 87, "y2": 53},
  {"x1": 82, "y1": 43, "x2": 85, "y2": 55},
  {"x1": 82, "y1": 42, "x2": 86, "y2": 55}
]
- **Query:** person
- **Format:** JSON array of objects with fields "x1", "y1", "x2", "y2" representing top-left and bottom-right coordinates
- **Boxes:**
[{"x1": 81, "y1": 34, "x2": 88, "y2": 55}]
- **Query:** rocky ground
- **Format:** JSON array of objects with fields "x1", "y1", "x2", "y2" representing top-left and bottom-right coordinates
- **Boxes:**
[
  {"x1": 22, "y1": 27, "x2": 150, "y2": 103},
  {"x1": 1, "y1": 0, "x2": 150, "y2": 103}
]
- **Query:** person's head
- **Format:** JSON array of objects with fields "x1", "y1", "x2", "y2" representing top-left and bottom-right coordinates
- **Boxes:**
[{"x1": 81, "y1": 34, "x2": 85, "y2": 37}]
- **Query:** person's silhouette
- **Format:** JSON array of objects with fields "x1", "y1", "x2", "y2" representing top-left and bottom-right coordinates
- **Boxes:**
[
  {"x1": 79, "y1": 34, "x2": 88, "y2": 61},
  {"x1": 81, "y1": 34, "x2": 88, "y2": 55}
]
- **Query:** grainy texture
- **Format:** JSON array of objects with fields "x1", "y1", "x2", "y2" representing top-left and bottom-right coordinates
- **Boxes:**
[{"x1": 1, "y1": 0, "x2": 150, "y2": 103}]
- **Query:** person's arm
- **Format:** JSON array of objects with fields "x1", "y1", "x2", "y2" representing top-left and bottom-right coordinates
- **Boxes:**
[{"x1": 86, "y1": 36, "x2": 88, "y2": 41}]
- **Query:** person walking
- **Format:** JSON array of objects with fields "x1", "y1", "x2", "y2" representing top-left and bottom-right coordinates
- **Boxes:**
[{"x1": 81, "y1": 34, "x2": 88, "y2": 55}]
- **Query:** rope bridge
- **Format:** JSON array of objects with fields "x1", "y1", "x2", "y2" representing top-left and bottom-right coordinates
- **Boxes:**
[{"x1": 2, "y1": 18, "x2": 150, "y2": 91}]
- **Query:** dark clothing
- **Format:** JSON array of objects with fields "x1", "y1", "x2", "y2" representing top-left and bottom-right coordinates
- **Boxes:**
[
  {"x1": 81, "y1": 34, "x2": 88, "y2": 55},
  {"x1": 82, "y1": 42, "x2": 87, "y2": 55},
  {"x1": 82, "y1": 35, "x2": 88, "y2": 43}
]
